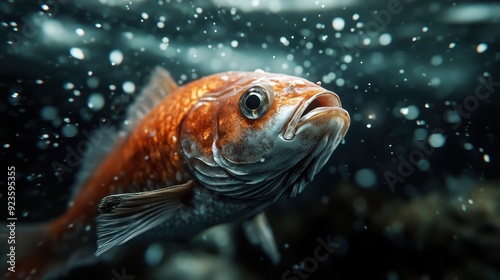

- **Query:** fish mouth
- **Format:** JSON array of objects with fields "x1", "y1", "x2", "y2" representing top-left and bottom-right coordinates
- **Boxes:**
[{"x1": 283, "y1": 91, "x2": 350, "y2": 140}]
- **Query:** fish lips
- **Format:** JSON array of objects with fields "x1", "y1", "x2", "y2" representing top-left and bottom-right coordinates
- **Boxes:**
[{"x1": 282, "y1": 91, "x2": 350, "y2": 140}]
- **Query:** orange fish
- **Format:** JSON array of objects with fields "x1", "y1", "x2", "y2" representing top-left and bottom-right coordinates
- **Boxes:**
[{"x1": 6, "y1": 67, "x2": 350, "y2": 279}]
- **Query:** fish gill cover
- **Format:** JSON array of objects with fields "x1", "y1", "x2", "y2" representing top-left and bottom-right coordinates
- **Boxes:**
[{"x1": 0, "y1": 0, "x2": 499, "y2": 279}]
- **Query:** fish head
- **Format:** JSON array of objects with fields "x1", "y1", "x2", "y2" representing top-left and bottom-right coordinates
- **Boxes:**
[{"x1": 181, "y1": 71, "x2": 350, "y2": 202}]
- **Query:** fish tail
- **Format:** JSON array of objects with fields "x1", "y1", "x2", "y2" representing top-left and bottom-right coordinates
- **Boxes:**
[
  {"x1": 3, "y1": 222, "x2": 79, "y2": 280},
  {"x1": 2, "y1": 223, "x2": 51, "y2": 280}
]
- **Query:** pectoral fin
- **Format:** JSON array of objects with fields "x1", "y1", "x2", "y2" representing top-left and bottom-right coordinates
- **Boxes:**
[
  {"x1": 243, "y1": 212, "x2": 280, "y2": 264},
  {"x1": 95, "y1": 181, "x2": 195, "y2": 256}
]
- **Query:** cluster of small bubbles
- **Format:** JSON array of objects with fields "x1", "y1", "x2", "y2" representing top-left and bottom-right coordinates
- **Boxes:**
[
  {"x1": 476, "y1": 43, "x2": 488, "y2": 53},
  {"x1": 157, "y1": 20, "x2": 165, "y2": 29},
  {"x1": 26, "y1": 173, "x2": 42, "y2": 182},
  {"x1": 400, "y1": 105, "x2": 419, "y2": 120},
  {"x1": 355, "y1": 168, "x2": 377, "y2": 188},
  {"x1": 316, "y1": 23, "x2": 325, "y2": 30},
  {"x1": 428, "y1": 133, "x2": 446, "y2": 148},
  {"x1": 279, "y1": 37, "x2": 289, "y2": 46},
  {"x1": 322, "y1": 72, "x2": 336, "y2": 84},
  {"x1": 88, "y1": 93, "x2": 105, "y2": 111},
  {"x1": 122, "y1": 81, "x2": 135, "y2": 94},
  {"x1": 159, "y1": 37, "x2": 169, "y2": 51},
  {"x1": 109, "y1": 49, "x2": 124, "y2": 66},
  {"x1": 61, "y1": 124, "x2": 78, "y2": 137},
  {"x1": 70, "y1": 47, "x2": 85, "y2": 60},
  {"x1": 325, "y1": 48, "x2": 335, "y2": 56}
]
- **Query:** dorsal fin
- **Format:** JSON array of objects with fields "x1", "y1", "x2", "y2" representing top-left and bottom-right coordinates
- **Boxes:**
[
  {"x1": 70, "y1": 67, "x2": 177, "y2": 199},
  {"x1": 70, "y1": 123, "x2": 119, "y2": 199},
  {"x1": 125, "y1": 66, "x2": 178, "y2": 130}
]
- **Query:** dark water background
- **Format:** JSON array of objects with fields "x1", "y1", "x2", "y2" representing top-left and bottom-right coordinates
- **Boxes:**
[{"x1": 1, "y1": 0, "x2": 499, "y2": 279}]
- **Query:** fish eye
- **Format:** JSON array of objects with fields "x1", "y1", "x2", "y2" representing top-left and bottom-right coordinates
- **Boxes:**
[{"x1": 239, "y1": 85, "x2": 273, "y2": 119}]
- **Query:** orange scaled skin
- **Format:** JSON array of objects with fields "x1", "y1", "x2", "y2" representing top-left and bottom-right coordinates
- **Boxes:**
[{"x1": 11, "y1": 72, "x2": 234, "y2": 280}]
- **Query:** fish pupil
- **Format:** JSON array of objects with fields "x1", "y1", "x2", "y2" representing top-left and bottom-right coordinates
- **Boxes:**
[{"x1": 245, "y1": 93, "x2": 261, "y2": 110}]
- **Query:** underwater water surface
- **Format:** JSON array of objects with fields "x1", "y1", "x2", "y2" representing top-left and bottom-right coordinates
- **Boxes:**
[{"x1": 1, "y1": 0, "x2": 499, "y2": 279}]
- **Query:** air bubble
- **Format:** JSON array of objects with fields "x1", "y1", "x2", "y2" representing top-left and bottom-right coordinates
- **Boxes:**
[
  {"x1": 123, "y1": 81, "x2": 136, "y2": 93},
  {"x1": 332, "y1": 17, "x2": 345, "y2": 31},
  {"x1": 428, "y1": 133, "x2": 446, "y2": 148},
  {"x1": 70, "y1": 47, "x2": 85, "y2": 60},
  {"x1": 88, "y1": 93, "x2": 105, "y2": 111},
  {"x1": 476, "y1": 43, "x2": 488, "y2": 53},
  {"x1": 355, "y1": 168, "x2": 377, "y2": 188},
  {"x1": 109, "y1": 50, "x2": 124, "y2": 66},
  {"x1": 61, "y1": 124, "x2": 78, "y2": 138}
]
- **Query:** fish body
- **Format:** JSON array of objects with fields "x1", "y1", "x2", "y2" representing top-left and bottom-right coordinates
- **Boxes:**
[{"x1": 7, "y1": 67, "x2": 349, "y2": 279}]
